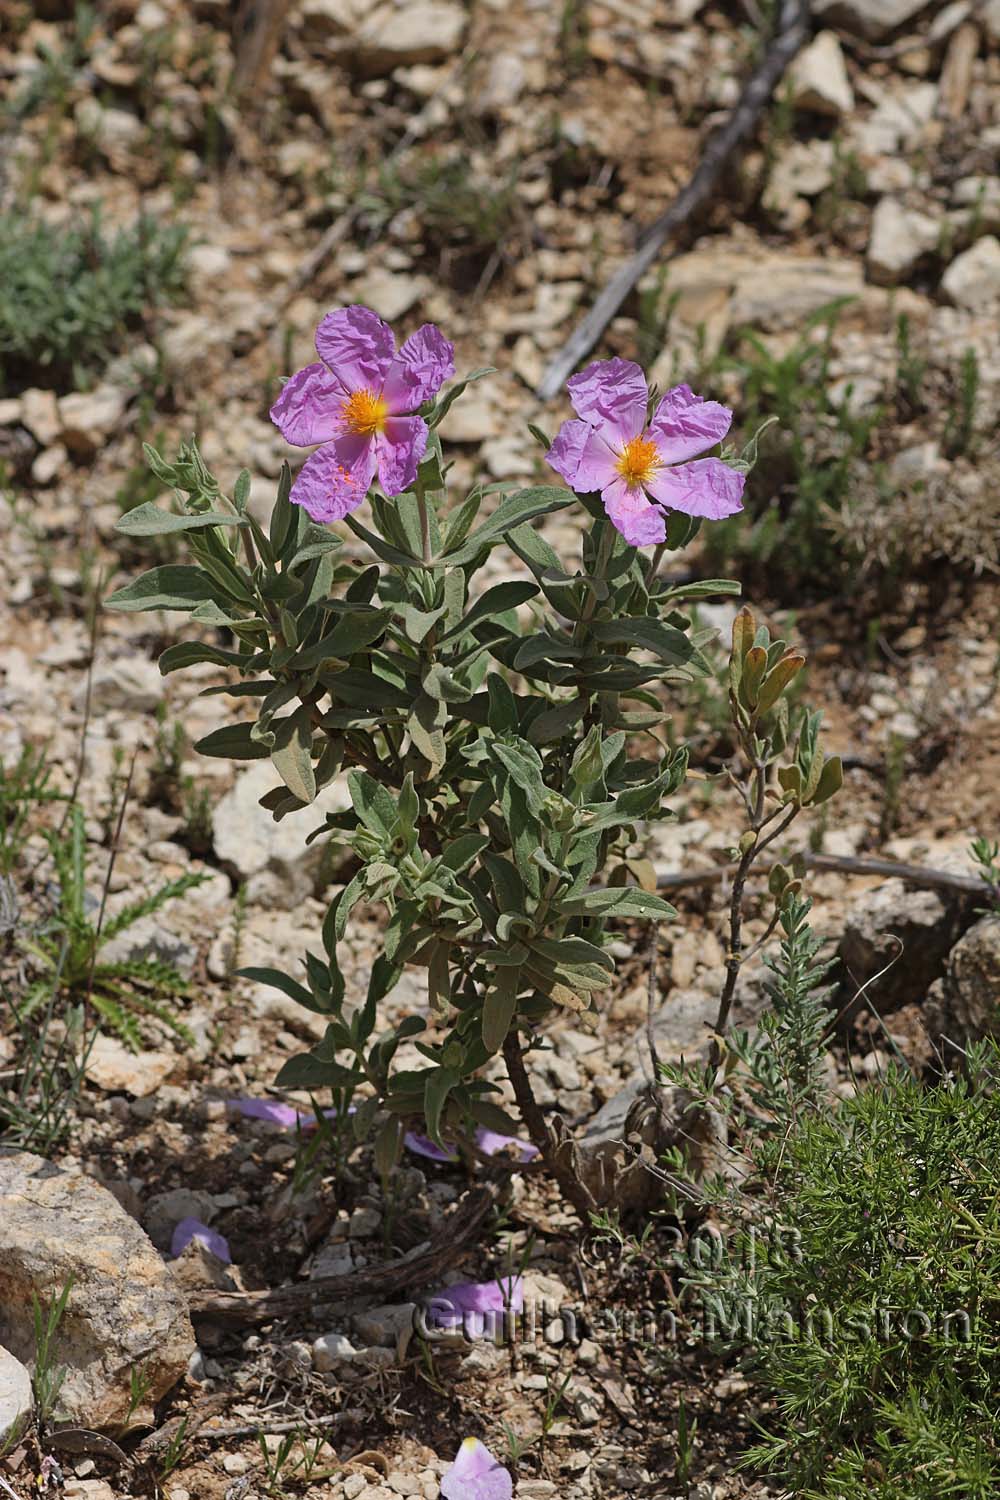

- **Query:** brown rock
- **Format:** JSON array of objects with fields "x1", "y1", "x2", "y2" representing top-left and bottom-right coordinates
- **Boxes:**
[{"x1": 0, "y1": 1152, "x2": 195, "y2": 1432}]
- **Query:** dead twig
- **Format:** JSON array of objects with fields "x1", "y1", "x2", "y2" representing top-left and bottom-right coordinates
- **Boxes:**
[
  {"x1": 655, "y1": 851, "x2": 984, "y2": 898},
  {"x1": 535, "y1": 0, "x2": 812, "y2": 400},
  {"x1": 187, "y1": 1182, "x2": 498, "y2": 1325}
]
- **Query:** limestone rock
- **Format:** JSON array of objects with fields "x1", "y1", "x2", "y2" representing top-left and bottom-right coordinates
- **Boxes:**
[
  {"x1": 21, "y1": 388, "x2": 61, "y2": 447},
  {"x1": 0, "y1": 1343, "x2": 32, "y2": 1448},
  {"x1": 812, "y1": 0, "x2": 932, "y2": 41},
  {"x1": 350, "y1": 267, "x2": 427, "y2": 322},
  {"x1": 838, "y1": 878, "x2": 959, "y2": 1014},
  {"x1": 58, "y1": 385, "x2": 128, "y2": 457},
  {"x1": 867, "y1": 197, "x2": 941, "y2": 284},
  {"x1": 789, "y1": 31, "x2": 854, "y2": 116},
  {"x1": 345, "y1": 2, "x2": 467, "y2": 76},
  {"x1": 0, "y1": 1152, "x2": 195, "y2": 1432},
  {"x1": 312, "y1": 1331, "x2": 358, "y2": 1371},
  {"x1": 78, "y1": 655, "x2": 163, "y2": 713},
  {"x1": 573, "y1": 1080, "x2": 727, "y2": 1212},
  {"x1": 84, "y1": 1035, "x2": 175, "y2": 1097},
  {"x1": 924, "y1": 917, "x2": 1000, "y2": 1044},
  {"x1": 210, "y1": 760, "x2": 350, "y2": 908},
  {"x1": 940, "y1": 236, "x2": 1000, "y2": 309}
]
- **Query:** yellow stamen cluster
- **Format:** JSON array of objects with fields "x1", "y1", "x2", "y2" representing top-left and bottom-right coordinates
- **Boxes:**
[
  {"x1": 342, "y1": 388, "x2": 388, "y2": 437},
  {"x1": 615, "y1": 435, "x2": 660, "y2": 490}
]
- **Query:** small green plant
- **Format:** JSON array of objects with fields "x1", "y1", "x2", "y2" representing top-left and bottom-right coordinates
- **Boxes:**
[
  {"x1": 702, "y1": 300, "x2": 881, "y2": 588},
  {"x1": 880, "y1": 731, "x2": 906, "y2": 842},
  {"x1": 894, "y1": 312, "x2": 927, "y2": 417},
  {"x1": 943, "y1": 347, "x2": 980, "y2": 458},
  {"x1": 725, "y1": 895, "x2": 836, "y2": 1147},
  {"x1": 0, "y1": 743, "x2": 62, "y2": 877},
  {"x1": 20, "y1": 803, "x2": 205, "y2": 1048},
  {"x1": 969, "y1": 836, "x2": 1000, "y2": 914},
  {"x1": 0, "y1": 208, "x2": 187, "y2": 395},
  {"x1": 31, "y1": 1277, "x2": 74, "y2": 1428},
  {"x1": 158, "y1": 1415, "x2": 190, "y2": 1480},
  {"x1": 0, "y1": 987, "x2": 91, "y2": 1151},
  {"x1": 675, "y1": 1396, "x2": 696, "y2": 1494},
  {"x1": 6, "y1": 4, "x2": 93, "y2": 123},
  {"x1": 740, "y1": 1045, "x2": 1000, "y2": 1499}
]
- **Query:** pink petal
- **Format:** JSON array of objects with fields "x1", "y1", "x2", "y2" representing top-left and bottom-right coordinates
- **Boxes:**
[
  {"x1": 170, "y1": 1216, "x2": 231, "y2": 1263},
  {"x1": 566, "y1": 357, "x2": 648, "y2": 445},
  {"x1": 440, "y1": 1439, "x2": 512, "y2": 1500},
  {"x1": 315, "y1": 305, "x2": 395, "y2": 395},
  {"x1": 290, "y1": 434, "x2": 377, "y2": 523},
  {"x1": 474, "y1": 1127, "x2": 540, "y2": 1163},
  {"x1": 375, "y1": 415, "x2": 428, "y2": 497},
  {"x1": 546, "y1": 418, "x2": 619, "y2": 493},
  {"x1": 229, "y1": 1097, "x2": 301, "y2": 1129},
  {"x1": 645, "y1": 456, "x2": 746, "y2": 520},
  {"x1": 648, "y1": 383, "x2": 734, "y2": 464},
  {"x1": 601, "y1": 476, "x2": 666, "y2": 546},
  {"x1": 382, "y1": 323, "x2": 455, "y2": 414},
  {"x1": 405, "y1": 1131, "x2": 459, "y2": 1162},
  {"x1": 434, "y1": 1277, "x2": 524, "y2": 1319},
  {"x1": 269, "y1": 362, "x2": 345, "y2": 447}
]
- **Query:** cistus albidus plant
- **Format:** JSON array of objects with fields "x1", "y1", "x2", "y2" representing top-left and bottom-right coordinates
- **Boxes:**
[{"x1": 108, "y1": 305, "x2": 840, "y2": 1218}]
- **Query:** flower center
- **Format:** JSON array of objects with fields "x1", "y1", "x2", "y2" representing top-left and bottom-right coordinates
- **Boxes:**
[
  {"x1": 342, "y1": 388, "x2": 388, "y2": 437},
  {"x1": 615, "y1": 434, "x2": 661, "y2": 490}
]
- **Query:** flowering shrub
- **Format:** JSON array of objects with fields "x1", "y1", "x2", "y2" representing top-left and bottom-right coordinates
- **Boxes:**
[{"x1": 109, "y1": 305, "x2": 836, "y2": 1213}]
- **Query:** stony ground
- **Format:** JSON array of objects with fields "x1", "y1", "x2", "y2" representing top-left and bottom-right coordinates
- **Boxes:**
[{"x1": 1, "y1": 0, "x2": 999, "y2": 1496}]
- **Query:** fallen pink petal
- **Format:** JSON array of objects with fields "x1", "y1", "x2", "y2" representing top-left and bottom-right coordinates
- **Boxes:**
[
  {"x1": 474, "y1": 1127, "x2": 540, "y2": 1162},
  {"x1": 170, "y1": 1217, "x2": 231, "y2": 1263},
  {"x1": 228, "y1": 1098, "x2": 352, "y2": 1132},
  {"x1": 440, "y1": 1438, "x2": 513, "y2": 1500},
  {"x1": 430, "y1": 1276, "x2": 524, "y2": 1329},
  {"x1": 270, "y1": 304, "x2": 454, "y2": 523},
  {"x1": 546, "y1": 357, "x2": 745, "y2": 544},
  {"x1": 404, "y1": 1131, "x2": 460, "y2": 1162}
]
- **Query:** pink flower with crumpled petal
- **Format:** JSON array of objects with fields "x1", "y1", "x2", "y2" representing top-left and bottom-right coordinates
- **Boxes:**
[
  {"x1": 270, "y1": 305, "x2": 454, "y2": 524},
  {"x1": 440, "y1": 1438, "x2": 512, "y2": 1500},
  {"x1": 546, "y1": 357, "x2": 745, "y2": 546}
]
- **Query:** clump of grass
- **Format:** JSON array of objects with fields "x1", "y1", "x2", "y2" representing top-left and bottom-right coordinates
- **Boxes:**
[
  {"x1": 0, "y1": 208, "x2": 187, "y2": 395},
  {"x1": 702, "y1": 298, "x2": 880, "y2": 589},
  {"x1": 19, "y1": 804, "x2": 205, "y2": 1049},
  {"x1": 357, "y1": 151, "x2": 520, "y2": 276},
  {"x1": 739, "y1": 1044, "x2": 1000, "y2": 1499}
]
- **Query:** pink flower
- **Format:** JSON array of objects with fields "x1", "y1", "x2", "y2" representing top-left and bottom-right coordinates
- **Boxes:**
[
  {"x1": 440, "y1": 1438, "x2": 512, "y2": 1500},
  {"x1": 170, "y1": 1217, "x2": 231, "y2": 1263},
  {"x1": 270, "y1": 304, "x2": 454, "y2": 523},
  {"x1": 228, "y1": 1097, "x2": 351, "y2": 1131},
  {"x1": 427, "y1": 1275, "x2": 524, "y2": 1336},
  {"x1": 546, "y1": 357, "x2": 745, "y2": 546},
  {"x1": 474, "y1": 1128, "x2": 540, "y2": 1163},
  {"x1": 404, "y1": 1131, "x2": 460, "y2": 1162}
]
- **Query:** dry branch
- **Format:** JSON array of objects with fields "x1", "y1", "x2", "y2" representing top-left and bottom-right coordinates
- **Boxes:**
[
  {"x1": 188, "y1": 1182, "x2": 497, "y2": 1326},
  {"x1": 656, "y1": 851, "x2": 984, "y2": 897},
  {"x1": 536, "y1": 0, "x2": 812, "y2": 400}
]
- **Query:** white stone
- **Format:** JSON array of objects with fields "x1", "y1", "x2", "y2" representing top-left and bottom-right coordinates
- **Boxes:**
[
  {"x1": 349, "y1": 2, "x2": 468, "y2": 76},
  {"x1": 85, "y1": 1036, "x2": 175, "y2": 1097},
  {"x1": 940, "y1": 236, "x2": 1000, "y2": 308},
  {"x1": 353, "y1": 1302, "x2": 416, "y2": 1356},
  {"x1": 77, "y1": 654, "x2": 163, "y2": 712},
  {"x1": 211, "y1": 760, "x2": 350, "y2": 907},
  {"x1": 58, "y1": 385, "x2": 128, "y2": 456},
  {"x1": 789, "y1": 31, "x2": 854, "y2": 116},
  {"x1": 300, "y1": 0, "x2": 364, "y2": 37},
  {"x1": 21, "y1": 388, "x2": 61, "y2": 446},
  {"x1": 312, "y1": 1331, "x2": 358, "y2": 1371},
  {"x1": 31, "y1": 444, "x2": 68, "y2": 485},
  {"x1": 350, "y1": 266, "x2": 427, "y2": 321},
  {"x1": 867, "y1": 197, "x2": 941, "y2": 284},
  {"x1": 343, "y1": 1476, "x2": 368, "y2": 1500},
  {"x1": 812, "y1": 0, "x2": 931, "y2": 39},
  {"x1": 0, "y1": 1344, "x2": 32, "y2": 1448}
]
